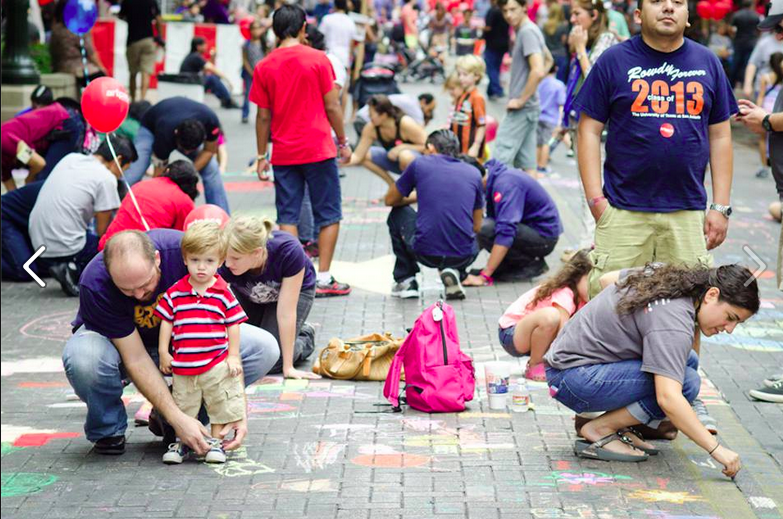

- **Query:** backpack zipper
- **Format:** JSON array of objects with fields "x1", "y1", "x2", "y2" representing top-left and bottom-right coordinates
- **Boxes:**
[{"x1": 437, "y1": 301, "x2": 448, "y2": 365}]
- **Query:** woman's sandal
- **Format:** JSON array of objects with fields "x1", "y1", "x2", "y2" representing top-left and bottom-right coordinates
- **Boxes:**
[
  {"x1": 616, "y1": 427, "x2": 660, "y2": 455},
  {"x1": 574, "y1": 432, "x2": 649, "y2": 462}
]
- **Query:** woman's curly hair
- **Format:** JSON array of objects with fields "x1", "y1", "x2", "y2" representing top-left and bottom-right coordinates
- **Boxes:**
[{"x1": 615, "y1": 263, "x2": 760, "y2": 316}]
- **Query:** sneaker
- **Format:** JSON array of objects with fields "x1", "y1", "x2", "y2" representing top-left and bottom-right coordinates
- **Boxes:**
[
  {"x1": 94, "y1": 435, "x2": 126, "y2": 455},
  {"x1": 221, "y1": 99, "x2": 240, "y2": 109},
  {"x1": 755, "y1": 167, "x2": 770, "y2": 178},
  {"x1": 749, "y1": 380, "x2": 783, "y2": 403},
  {"x1": 49, "y1": 261, "x2": 80, "y2": 297},
  {"x1": 536, "y1": 166, "x2": 551, "y2": 175},
  {"x1": 763, "y1": 373, "x2": 783, "y2": 388},
  {"x1": 391, "y1": 277, "x2": 419, "y2": 299},
  {"x1": 692, "y1": 399, "x2": 718, "y2": 434},
  {"x1": 315, "y1": 276, "x2": 351, "y2": 298},
  {"x1": 440, "y1": 268, "x2": 466, "y2": 300},
  {"x1": 205, "y1": 439, "x2": 227, "y2": 463},
  {"x1": 162, "y1": 442, "x2": 191, "y2": 464},
  {"x1": 566, "y1": 148, "x2": 575, "y2": 158}
]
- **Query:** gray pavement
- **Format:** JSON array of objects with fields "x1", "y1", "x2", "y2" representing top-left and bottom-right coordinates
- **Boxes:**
[{"x1": 2, "y1": 80, "x2": 782, "y2": 519}]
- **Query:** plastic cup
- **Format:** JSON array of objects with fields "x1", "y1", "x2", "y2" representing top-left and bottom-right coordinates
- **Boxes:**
[{"x1": 484, "y1": 361, "x2": 510, "y2": 410}]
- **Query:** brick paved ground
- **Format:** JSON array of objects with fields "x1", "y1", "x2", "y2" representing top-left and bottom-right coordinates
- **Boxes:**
[{"x1": 2, "y1": 83, "x2": 782, "y2": 519}]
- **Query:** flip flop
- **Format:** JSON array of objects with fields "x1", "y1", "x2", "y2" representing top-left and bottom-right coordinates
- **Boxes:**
[
  {"x1": 524, "y1": 363, "x2": 547, "y2": 382},
  {"x1": 574, "y1": 433, "x2": 649, "y2": 462}
]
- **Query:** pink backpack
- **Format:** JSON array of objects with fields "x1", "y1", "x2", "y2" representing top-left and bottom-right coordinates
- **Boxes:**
[{"x1": 383, "y1": 301, "x2": 476, "y2": 413}]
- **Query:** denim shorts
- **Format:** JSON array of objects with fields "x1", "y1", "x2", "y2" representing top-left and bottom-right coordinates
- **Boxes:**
[
  {"x1": 370, "y1": 146, "x2": 421, "y2": 175},
  {"x1": 273, "y1": 158, "x2": 342, "y2": 229},
  {"x1": 498, "y1": 325, "x2": 523, "y2": 357}
]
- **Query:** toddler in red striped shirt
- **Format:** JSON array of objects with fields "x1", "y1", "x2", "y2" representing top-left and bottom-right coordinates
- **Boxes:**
[{"x1": 155, "y1": 221, "x2": 248, "y2": 465}]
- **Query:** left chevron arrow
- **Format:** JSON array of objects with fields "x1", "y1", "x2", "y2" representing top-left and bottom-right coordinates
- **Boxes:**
[{"x1": 24, "y1": 246, "x2": 46, "y2": 288}]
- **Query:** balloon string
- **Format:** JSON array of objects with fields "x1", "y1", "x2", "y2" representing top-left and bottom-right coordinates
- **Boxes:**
[
  {"x1": 106, "y1": 134, "x2": 151, "y2": 232},
  {"x1": 79, "y1": 36, "x2": 90, "y2": 87}
]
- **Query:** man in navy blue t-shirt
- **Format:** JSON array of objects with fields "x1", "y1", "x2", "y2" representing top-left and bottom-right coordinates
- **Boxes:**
[
  {"x1": 574, "y1": 0, "x2": 737, "y2": 297},
  {"x1": 384, "y1": 130, "x2": 485, "y2": 300},
  {"x1": 62, "y1": 230, "x2": 280, "y2": 456},
  {"x1": 463, "y1": 159, "x2": 563, "y2": 286}
]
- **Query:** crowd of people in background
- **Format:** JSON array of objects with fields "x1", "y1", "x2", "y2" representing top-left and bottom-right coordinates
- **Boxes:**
[{"x1": 1, "y1": 0, "x2": 781, "y2": 472}]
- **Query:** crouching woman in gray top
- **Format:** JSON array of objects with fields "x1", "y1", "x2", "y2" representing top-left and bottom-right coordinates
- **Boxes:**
[{"x1": 544, "y1": 264, "x2": 759, "y2": 476}]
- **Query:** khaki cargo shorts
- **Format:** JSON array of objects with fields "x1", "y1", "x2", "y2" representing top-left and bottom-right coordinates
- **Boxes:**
[
  {"x1": 127, "y1": 37, "x2": 157, "y2": 75},
  {"x1": 588, "y1": 206, "x2": 713, "y2": 298},
  {"x1": 172, "y1": 360, "x2": 245, "y2": 425}
]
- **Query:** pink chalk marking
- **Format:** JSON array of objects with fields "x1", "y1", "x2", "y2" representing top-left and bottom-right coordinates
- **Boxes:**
[
  {"x1": 19, "y1": 311, "x2": 73, "y2": 342},
  {"x1": 280, "y1": 392, "x2": 304, "y2": 401},
  {"x1": 554, "y1": 460, "x2": 572, "y2": 470},
  {"x1": 13, "y1": 432, "x2": 80, "y2": 447},
  {"x1": 200, "y1": 181, "x2": 273, "y2": 193},
  {"x1": 17, "y1": 381, "x2": 68, "y2": 388}
]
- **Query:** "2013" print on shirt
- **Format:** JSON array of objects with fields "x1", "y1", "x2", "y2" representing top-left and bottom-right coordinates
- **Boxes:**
[{"x1": 630, "y1": 79, "x2": 704, "y2": 116}]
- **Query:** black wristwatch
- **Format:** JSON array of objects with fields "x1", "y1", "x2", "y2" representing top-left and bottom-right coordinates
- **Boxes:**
[
  {"x1": 709, "y1": 203, "x2": 732, "y2": 218},
  {"x1": 763, "y1": 114, "x2": 775, "y2": 132}
]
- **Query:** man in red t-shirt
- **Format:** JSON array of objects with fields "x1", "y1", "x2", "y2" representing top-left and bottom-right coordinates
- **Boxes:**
[{"x1": 250, "y1": 4, "x2": 352, "y2": 298}]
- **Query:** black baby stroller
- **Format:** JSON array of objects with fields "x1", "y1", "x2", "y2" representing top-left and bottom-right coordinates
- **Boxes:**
[{"x1": 352, "y1": 63, "x2": 401, "y2": 110}]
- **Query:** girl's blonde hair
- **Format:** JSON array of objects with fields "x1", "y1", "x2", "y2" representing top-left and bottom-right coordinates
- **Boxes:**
[
  {"x1": 222, "y1": 215, "x2": 275, "y2": 255},
  {"x1": 543, "y1": 2, "x2": 564, "y2": 36}
]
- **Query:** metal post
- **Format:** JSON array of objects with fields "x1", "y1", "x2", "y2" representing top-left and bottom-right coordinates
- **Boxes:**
[{"x1": 1, "y1": 0, "x2": 41, "y2": 85}]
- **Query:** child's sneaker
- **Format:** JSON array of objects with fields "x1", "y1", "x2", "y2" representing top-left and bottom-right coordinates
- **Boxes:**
[
  {"x1": 205, "y1": 439, "x2": 227, "y2": 464},
  {"x1": 391, "y1": 277, "x2": 418, "y2": 298},
  {"x1": 162, "y1": 442, "x2": 190, "y2": 464},
  {"x1": 440, "y1": 268, "x2": 466, "y2": 300}
]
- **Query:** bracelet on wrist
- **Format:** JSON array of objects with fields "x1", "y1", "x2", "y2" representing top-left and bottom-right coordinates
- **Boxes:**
[
  {"x1": 708, "y1": 442, "x2": 720, "y2": 455},
  {"x1": 479, "y1": 270, "x2": 494, "y2": 286}
]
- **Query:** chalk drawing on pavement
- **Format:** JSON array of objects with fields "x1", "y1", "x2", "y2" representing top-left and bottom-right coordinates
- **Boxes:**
[
  {"x1": 18, "y1": 311, "x2": 73, "y2": 342},
  {"x1": 1, "y1": 472, "x2": 58, "y2": 498},
  {"x1": 628, "y1": 489, "x2": 704, "y2": 504},
  {"x1": 1, "y1": 357, "x2": 64, "y2": 377},
  {"x1": 351, "y1": 444, "x2": 431, "y2": 468},
  {"x1": 208, "y1": 446, "x2": 275, "y2": 478},
  {"x1": 293, "y1": 441, "x2": 344, "y2": 473}
]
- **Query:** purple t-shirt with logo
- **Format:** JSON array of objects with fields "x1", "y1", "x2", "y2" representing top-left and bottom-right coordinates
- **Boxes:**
[
  {"x1": 396, "y1": 154, "x2": 484, "y2": 257},
  {"x1": 485, "y1": 159, "x2": 562, "y2": 245},
  {"x1": 573, "y1": 36, "x2": 738, "y2": 212},
  {"x1": 219, "y1": 230, "x2": 316, "y2": 305},
  {"x1": 537, "y1": 75, "x2": 567, "y2": 127},
  {"x1": 72, "y1": 229, "x2": 188, "y2": 348}
]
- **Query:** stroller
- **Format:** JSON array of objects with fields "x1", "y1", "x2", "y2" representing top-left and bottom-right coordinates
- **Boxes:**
[
  {"x1": 396, "y1": 21, "x2": 446, "y2": 83},
  {"x1": 352, "y1": 63, "x2": 401, "y2": 110}
]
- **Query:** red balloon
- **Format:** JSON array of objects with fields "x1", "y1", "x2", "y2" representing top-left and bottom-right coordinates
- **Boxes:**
[
  {"x1": 696, "y1": 0, "x2": 713, "y2": 19},
  {"x1": 81, "y1": 77, "x2": 129, "y2": 133},
  {"x1": 486, "y1": 115, "x2": 499, "y2": 143},
  {"x1": 713, "y1": 1, "x2": 732, "y2": 18},
  {"x1": 239, "y1": 16, "x2": 255, "y2": 41},
  {"x1": 184, "y1": 204, "x2": 231, "y2": 230}
]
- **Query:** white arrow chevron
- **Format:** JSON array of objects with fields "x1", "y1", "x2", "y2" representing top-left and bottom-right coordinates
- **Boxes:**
[{"x1": 24, "y1": 246, "x2": 46, "y2": 288}]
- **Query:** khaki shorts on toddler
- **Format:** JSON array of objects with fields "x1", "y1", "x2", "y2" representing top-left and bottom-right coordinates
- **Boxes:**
[{"x1": 172, "y1": 360, "x2": 245, "y2": 425}]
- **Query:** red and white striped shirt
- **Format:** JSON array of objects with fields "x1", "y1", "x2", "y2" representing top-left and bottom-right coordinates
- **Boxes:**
[{"x1": 154, "y1": 275, "x2": 248, "y2": 376}]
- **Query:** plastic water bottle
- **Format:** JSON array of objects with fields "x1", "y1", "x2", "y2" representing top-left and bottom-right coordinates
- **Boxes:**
[{"x1": 510, "y1": 380, "x2": 530, "y2": 413}]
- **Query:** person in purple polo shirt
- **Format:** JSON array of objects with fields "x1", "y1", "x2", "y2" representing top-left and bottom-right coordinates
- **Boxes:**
[
  {"x1": 384, "y1": 129, "x2": 485, "y2": 301},
  {"x1": 464, "y1": 158, "x2": 562, "y2": 286},
  {"x1": 61, "y1": 229, "x2": 280, "y2": 456}
]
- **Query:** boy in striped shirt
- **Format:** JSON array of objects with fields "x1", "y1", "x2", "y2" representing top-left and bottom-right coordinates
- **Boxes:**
[{"x1": 155, "y1": 221, "x2": 248, "y2": 464}]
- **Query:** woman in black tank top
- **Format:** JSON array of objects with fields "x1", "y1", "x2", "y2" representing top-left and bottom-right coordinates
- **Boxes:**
[{"x1": 348, "y1": 95, "x2": 427, "y2": 189}]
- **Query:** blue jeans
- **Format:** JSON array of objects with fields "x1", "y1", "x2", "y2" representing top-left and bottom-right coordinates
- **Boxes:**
[
  {"x1": 37, "y1": 114, "x2": 86, "y2": 182},
  {"x1": 62, "y1": 323, "x2": 280, "y2": 442},
  {"x1": 204, "y1": 73, "x2": 232, "y2": 104},
  {"x1": 545, "y1": 351, "x2": 701, "y2": 428},
  {"x1": 484, "y1": 48, "x2": 505, "y2": 97},
  {"x1": 1, "y1": 181, "x2": 44, "y2": 280},
  {"x1": 124, "y1": 126, "x2": 230, "y2": 213},
  {"x1": 299, "y1": 184, "x2": 315, "y2": 243},
  {"x1": 241, "y1": 69, "x2": 253, "y2": 120},
  {"x1": 387, "y1": 205, "x2": 477, "y2": 282}
]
